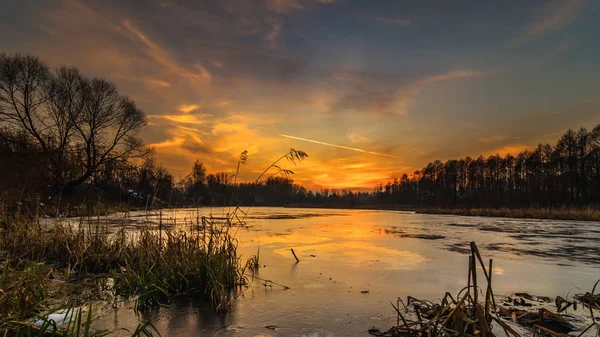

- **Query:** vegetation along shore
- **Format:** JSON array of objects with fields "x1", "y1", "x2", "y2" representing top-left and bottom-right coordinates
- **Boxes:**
[{"x1": 285, "y1": 204, "x2": 600, "y2": 221}]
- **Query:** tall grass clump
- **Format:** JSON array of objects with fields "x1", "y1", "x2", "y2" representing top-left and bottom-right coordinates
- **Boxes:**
[
  {"x1": 3, "y1": 303, "x2": 159, "y2": 337},
  {"x1": 0, "y1": 256, "x2": 49, "y2": 321},
  {"x1": 0, "y1": 148, "x2": 307, "y2": 333},
  {"x1": 0, "y1": 216, "x2": 247, "y2": 313},
  {"x1": 113, "y1": 220, "x2": 245, "y2": 312}
]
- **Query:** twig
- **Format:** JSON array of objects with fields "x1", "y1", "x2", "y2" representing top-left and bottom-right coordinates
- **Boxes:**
[{"x1": 291, "y1": 248, "x2": 300, "y2": 263}]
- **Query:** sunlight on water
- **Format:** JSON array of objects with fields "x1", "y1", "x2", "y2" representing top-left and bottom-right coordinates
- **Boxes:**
[{"x1": 93, "y1": 207, "x2": 600, "y2": 336}]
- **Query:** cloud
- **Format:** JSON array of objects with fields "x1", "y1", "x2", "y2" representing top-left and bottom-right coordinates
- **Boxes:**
[
  {"x1": 347, "y1": 127, "x2": 374, "y2": 143},
  {"x1": 264, "y1": 17, "x2": 284, "y2": 48},
  {"x1": 267, "y1": 0, "x2": 304, "y2": 14},
  {"x1": 178, "y1": 104, "x2": 200, "y2": 113},
  {"x1": 486, "y1": 144, "x2": 532, "y2": 157},
  {"x1": 478, "y1": 135, "x2": 507, "y2": 143},
  {"x1": 509, "y1": 0, "x2": 587, "y2": 46},
  {"x1": 149, "y1": 114, "x2": 207, "y2": 125},
  {"x1": 376, "y1": 17, "x2": 413, "y2": 26},
  {"x1": 329, "y1": 69, "x2": 489, "y2": 115},
  {"x1": 6, "y1": 0, "x2": 560, "y2": 190},
  {"x1": 419, "y1": 70, "x2": 487, "y2": 84},
  {"x1": 111, "y1": 74, "x2": 171, "y2": 89},
  {"x1": 120, "y1": 20, "x2": 212, "y2": 83}
]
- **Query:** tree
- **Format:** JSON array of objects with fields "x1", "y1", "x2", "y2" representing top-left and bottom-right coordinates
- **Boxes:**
[{"x1": 0, "y1": 53, "x2": 148, "y2": 195}]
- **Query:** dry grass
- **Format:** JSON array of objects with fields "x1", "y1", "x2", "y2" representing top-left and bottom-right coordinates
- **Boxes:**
[
  {"x1": 372, "y1": 242, "x2": 600, "y2": 337},
  {"x1": 417, "y1": 206, "x2": 600, "y2": 221},
  {"x1": 0, "y1": 148, "x2": 302, "y2": 335},
  {"x1": 0, "y1": 211, "x2": 253, "y2": 335}
]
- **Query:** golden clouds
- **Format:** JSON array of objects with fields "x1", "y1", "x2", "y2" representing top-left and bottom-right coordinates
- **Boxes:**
[
  {"x1": 178, "y1": 104, "x2": 200, "y2": 113},
  {"x1": 212, "y1": 122, "x2": 246, "y2": 134},
  {"x1": 149, "y1": 114, "x2": 206, "y2": 125},
  {"x1": 288, "y1": 155, "x2": 402, "y2": 190},
  {"x1": 479, "y1": 135, "x2": 508, "y2": 143},
  {"x1": 487, "y1": 144, "x2": 532, "y2": 157},
  {"x1": 14, "y1": 0, "x2": 538, "y2": 191},
  {"x1": 144, "y1": 79, "x2": 171, "y2": 88}
]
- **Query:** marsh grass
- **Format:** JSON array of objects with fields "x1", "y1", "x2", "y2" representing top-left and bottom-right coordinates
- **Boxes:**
[
  {"x1": 0, "y1": 256, "x2": 49, "y2": 320},
  {"x1": 0, "y1": 212, "x2": 247, "y2": 306},
  {"x1": 0, "y1": 148, "x2": 306, "y2": 335},
  {"x1": 5, "y1": 304, "x2": 159, "y2": 337},
  {"x1": 0, "y1": 213, "x2": 245, "y2": 335},
  {"x1": 416, "y1": 206, "x2": 600, "y2": 221}
]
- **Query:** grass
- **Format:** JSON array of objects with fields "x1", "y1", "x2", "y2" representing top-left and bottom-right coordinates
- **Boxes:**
[
  {"x1": 371, "y1": 242, "x2": 502, "y2": 337},
  {"x1": 0, "y1": 212, "x2": 251, "y2": 335},
  {"x1": 5, "y1": 304, "x2": 159, "y2": 337},
  {"x1": 373, "y1": 242, "x2": 600, "y2": 337},
  {"x1": 416, "y1": 206, "x2": 600, "y2": 221},
  {"x1": 0, "y1": 148, "x2": 304, "y2": 335},
  {"x1": 0, "y1": 256, "x2": 48, "y2": 321}
]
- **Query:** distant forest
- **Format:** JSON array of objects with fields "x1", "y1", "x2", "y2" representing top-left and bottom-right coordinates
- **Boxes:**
[{"x1": 1, "y1": 54, "x2": 600, "y2": 216}]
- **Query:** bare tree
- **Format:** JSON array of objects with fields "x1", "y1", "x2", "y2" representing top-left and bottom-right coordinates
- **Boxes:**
[
  {"x1": 65, "y1": 78, "x2": 149, "y2": 191},
  {"x1": 45, "y1": 66, "x2": 87, "y2": 186},
  {"x1": 0, "y1": 54, "x2": 51, "y2": 152},
  {"x1": 0, "y1": 53, "x2": 149, "y2": 194}
]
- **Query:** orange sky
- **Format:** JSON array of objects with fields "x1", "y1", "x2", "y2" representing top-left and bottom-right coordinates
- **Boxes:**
[{"x1": 2, "y1": 0, "x2": 600, "y2": 191}]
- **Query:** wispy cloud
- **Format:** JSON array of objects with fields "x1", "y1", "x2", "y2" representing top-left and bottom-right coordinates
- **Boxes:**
[
  {"x1": 120, "y1": 20, "x2": 212, "y2": 83},
  {"x1": 420, "y1": 70, "x2": 488, "y2": 84},
  {"x1": 376, "y1": 17, "x2": 413, "y2": 26},
  {"x1": 479, "y1": 135, "x2": 507, "y2": 143},
  {"x1": 149, "y1": 114, "x2": 206, "y2": 125},
  {"x1": 347, "y1": 126, "x2": 375, "y2": 144},
  {"x1": 328, "y1": 69, "x2": 490, "y2": 116},
  {"x1": 178, "y1": 104, "x2": 200, "y2": 113},
  {"x1": 509, "y1": 0, "x2": 587, "y2": 46}
]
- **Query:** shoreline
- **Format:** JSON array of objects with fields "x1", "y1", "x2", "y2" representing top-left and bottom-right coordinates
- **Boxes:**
[
  {"x1": 284, "y1": 203, "x2": 600, "y2": 221},
  {"x1": 38, "y1": 202, "x2": 600, "y2": 222}
]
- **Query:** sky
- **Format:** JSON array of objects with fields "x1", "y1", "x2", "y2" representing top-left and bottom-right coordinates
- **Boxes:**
[{"x1": 1, "y1": 0, "x2": 600, "y2": 191}]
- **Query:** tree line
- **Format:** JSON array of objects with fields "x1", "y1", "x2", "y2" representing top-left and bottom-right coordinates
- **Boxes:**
[
  {"x1": 2, "y1": 53, "x2": 598, "y2": 215},
  {"x1": 168, "y1": 123, "x2": 600, "y2": 210},
  {"x1": 0, "y1": 54, "x2": 309, "y2": 214},
  {"x1": 371, "y1": 126, "x2": 600, "y2": 207}
]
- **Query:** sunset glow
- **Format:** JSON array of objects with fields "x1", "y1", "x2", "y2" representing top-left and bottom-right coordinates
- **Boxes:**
[{"x1": 3, "y1": 0, "x2": 599, "y2": 190}]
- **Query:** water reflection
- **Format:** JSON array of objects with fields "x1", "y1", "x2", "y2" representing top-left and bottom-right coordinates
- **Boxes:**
[{"x1": 92, "y1": 207, "x2": 600, "y2": 336}]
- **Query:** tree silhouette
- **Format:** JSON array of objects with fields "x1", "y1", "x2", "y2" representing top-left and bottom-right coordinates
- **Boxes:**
[{"x1": 0, "y1": 53, "x2": 148, "y2": 195}]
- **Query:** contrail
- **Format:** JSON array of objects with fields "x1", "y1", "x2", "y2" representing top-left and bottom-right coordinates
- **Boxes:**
[{"x1": 279, "y1": 134, "x2": 400, "y2": 159}]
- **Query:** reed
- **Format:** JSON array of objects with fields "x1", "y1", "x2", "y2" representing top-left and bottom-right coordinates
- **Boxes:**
[
  {"x1": 0, "y1": 148, "x2": 306, "y2": 335},
  {"x1": 0, "y1": 213, "x2": 247, "y2": 310},
  {"x1": 4, "y1": 304, "x2": 159, "y2": 337},
  {"x1": 416, "y1": 206, "x2": 600, "y2": 221},
  {"x1": 0, "y1": 256, "x2": 48, "y2": 321}
]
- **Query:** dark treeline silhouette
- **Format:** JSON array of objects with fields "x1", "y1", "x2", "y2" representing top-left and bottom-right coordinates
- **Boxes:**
[
  {"x1": 0, "y1": 54, "x2": 304, "y2": 214},
  {"x1": 114, "y1": 125, "x2": 600, "y2": 211},
  {"x1": 290, "y1": 126, "x2": 600, "y2": 209},
  {"x1": 2, "y1": 53, "x2": 599, "y2": 215},
  {"x1": 371, "y1": 126, "x2": 600, "y2": 207}
]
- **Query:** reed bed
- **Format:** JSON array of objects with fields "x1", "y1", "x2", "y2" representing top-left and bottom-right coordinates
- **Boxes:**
[
  {"x1": 371, "y1": 242, "x2": 600, "y2": 337},
  {"x1": 416, "y1": 206, "x2": 600, "y2": 222},
  {"x1": 0, "y1": 211, "x2": 252, "y2": 335}
]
